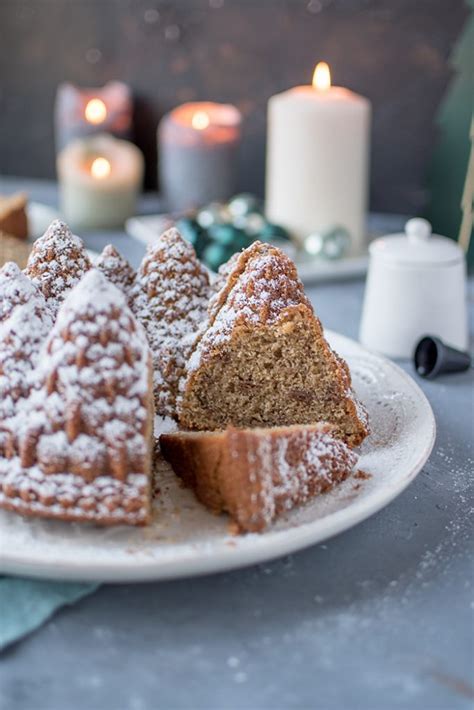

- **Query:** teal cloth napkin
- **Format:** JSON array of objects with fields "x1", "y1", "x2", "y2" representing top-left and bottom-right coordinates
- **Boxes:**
[{"x1": 0, "y1": 577, "x2": 98, "y2": 650}]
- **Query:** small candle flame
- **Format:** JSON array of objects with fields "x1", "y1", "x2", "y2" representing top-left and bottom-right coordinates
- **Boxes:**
[
  {"x1": 191, "y1": 111, "x2": 210, "y2": 130},
  {"x1": 85, "y1": 98, "x2": 107, "y2": 124},
  {"x1": 312, "y1": 62, "x2": 331, "y2": 91},
  {"x1": 90, "y1": 157, "x2": 111, "y2": 179}
]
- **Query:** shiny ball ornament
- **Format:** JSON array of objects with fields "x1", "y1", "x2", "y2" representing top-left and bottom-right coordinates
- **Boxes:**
[
  {"x1": 259, "y1": 222, "x2": 291, "y2": 242},
  {"x1": 208, "y1": 223, "x2": 239, "y2": 246},
  {"x1": 228, "y1": 193, "x2": 262, "y2": 218},
  {"x1": 242, "y1": 212, "x2": 266, "y2": 236},
  {"x1": 202, "y1": 242, "x2": 235, "y2": 271},
  {"x1": 304, "y1": 225, "x2": 350, "y2": 260},
  {"x1": 175, "y1": 217, "x2": 203, "y2": 250},
  {"x1": 196, "y1": 202, "x2": 228, "y2": 229}
]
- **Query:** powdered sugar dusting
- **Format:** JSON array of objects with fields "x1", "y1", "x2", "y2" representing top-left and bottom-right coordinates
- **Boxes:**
[
  {"x1": 95, "y1": 244, "x2": 136, "y2": 295},
  {"x1": 0, "y1": 269, "x2": 153, "y2": 525},
  {"x1": 0, "y1": 284, "x2": 54, "y2": 456},
  {"x1": 25, "y1": 219, "x2": 92, "y2": 316},
  {"x1": 185, "y1": 245, "x2": 311, "y2": 376},
  {"x1": 0, "y1": 261, "x2": 44, "y2": 323},
  {"x1": 130, "y1": 227, "x2": 211, "y2": 417},
  {"x1": 238, "y1": 426, "x2": 358, "y2": 528}
]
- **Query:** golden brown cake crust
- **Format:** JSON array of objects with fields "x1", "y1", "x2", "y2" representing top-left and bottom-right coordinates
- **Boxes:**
[
  {"x1": 178, "y1": 242, "x2": 368, "y2": 446},
  {"x1": 160, "y1": 423, "x2": 358, "y2": 532}
]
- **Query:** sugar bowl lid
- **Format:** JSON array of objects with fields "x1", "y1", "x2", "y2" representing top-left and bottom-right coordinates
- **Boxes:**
[{"x1": 369, "y1": 218, "x2": 464, "y2": 266}]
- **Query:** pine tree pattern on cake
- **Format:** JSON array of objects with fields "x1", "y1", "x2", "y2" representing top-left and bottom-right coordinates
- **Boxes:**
[
  {"x1": 129, "y1": 228, "x2": 211, "y2": 418},
  {"x1": 0, "y1": 269, "x2": 154, "y2": 525},
  {"x1": 25, "y1": 219, "x2": 92, "y2": 316},
  {"x1": 96, "y1": 244, "x2": 136, "y2": 296}
]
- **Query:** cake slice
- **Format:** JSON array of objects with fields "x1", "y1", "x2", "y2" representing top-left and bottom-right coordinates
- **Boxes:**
[
  {"x1": 0, "y1": 270, "x2": 154, "y2": 526},
  {"x1": 129, "y1": 227, "x2": 211, "y2": 418},
  {"x1": 25, "y1": 219, "x2": 92, "y2": 317},
  {"x1": 160, "y1": 424, "x2": 358, "y2": 532},
  {"x1": 178, "y1": 242, "x2": 368, "y2": 446},
  {"x1": 0, "y1": 192, "x2": 28, "y2": 240},
  {"x1": 96, "y1": 244, "x2": 136, "y2": 296}
]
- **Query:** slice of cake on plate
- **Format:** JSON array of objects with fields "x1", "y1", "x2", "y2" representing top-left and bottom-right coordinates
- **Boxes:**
[
  {"x1": 0, "y1": 269, "x2": 154, "y2": 525},
  {"x1": 178, "y1": 241, "x2": 368, "y2": 447},
  {"x1": 160, "y1": 424, "x2": 358, "y2": 532},
  {"x1": 25, "y1": 219, "x2": 92, "y2": 317},
  {"x1": 130, "y1": 227, "x2": 211, "y2": 418}
]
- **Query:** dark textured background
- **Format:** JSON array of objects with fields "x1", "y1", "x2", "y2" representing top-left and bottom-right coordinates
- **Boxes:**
[{"x1": 0, "y1": 0, "x2": 468, "y2": 214}]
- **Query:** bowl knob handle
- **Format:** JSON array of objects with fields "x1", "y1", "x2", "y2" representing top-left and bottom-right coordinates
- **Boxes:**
[{"x1": 405, "y1": 218, "x2": 432, "y2": 244}]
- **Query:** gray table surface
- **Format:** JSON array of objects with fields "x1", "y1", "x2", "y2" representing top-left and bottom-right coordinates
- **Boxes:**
[{"x1": 1, "y1": 178, "x2": 473, "y2": 710}]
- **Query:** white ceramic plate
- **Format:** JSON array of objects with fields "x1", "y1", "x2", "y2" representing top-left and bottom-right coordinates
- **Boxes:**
[{"x1": 0, "y1": 331, "x2": 435, "y2": 582}]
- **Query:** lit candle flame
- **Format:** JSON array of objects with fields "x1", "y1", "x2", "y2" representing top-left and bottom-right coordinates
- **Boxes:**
[
  {"x1": 90, "y1": 157, "x2": 111, "y2": 179},
  {"x1": 85, "y1": 98, "x2": 107, "y2": 124},
  {"x1": 312, "y1": 62, "x2": 331, "y2": 91},
  {"x1": 191, "y1": 111, "x2": 210, "y2": 130}
]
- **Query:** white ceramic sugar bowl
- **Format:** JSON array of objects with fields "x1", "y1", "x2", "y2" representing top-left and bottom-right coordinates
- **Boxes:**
[{"x1": 359, "y1": 218, "x2": 468, "y2": 358}]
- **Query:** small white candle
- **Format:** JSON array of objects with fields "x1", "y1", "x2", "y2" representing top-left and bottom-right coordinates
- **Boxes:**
[
  {"x1": 265, "y1": 62, "x2": 371, "y2": 255},
  {"x1": 158, "y1": 102, "x2": 242, "y2": 212},
  {"x1": 57, "y1": 134, "x2": 144, "y2": 229}
]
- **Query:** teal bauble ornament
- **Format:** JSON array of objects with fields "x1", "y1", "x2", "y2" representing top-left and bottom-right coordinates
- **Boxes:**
[
  {"x1": 259, "y1": 222, "x2": 292, "y2": 241},
  {"x1": 228, "y1": 193, "x2": 262, "y2": 218},
  {"x1": 196, "y1": 202, "x2": 229, "y2": 229},
  {"x1": 208, "y1": 223, "x2": 241, "y2": 246},
  {"x1": 202, "y1": 242, "x2": 235, "y2": 271},
  {"x1": 304, "y1": 225, "x2": 351, "y2": 260},
  {"x1": 175, "y1": 217, "x2": 202, "y2": 248}
]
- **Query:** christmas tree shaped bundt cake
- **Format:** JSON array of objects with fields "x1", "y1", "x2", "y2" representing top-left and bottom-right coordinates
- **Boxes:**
[
  {"x1": 96, "y1": 244, "x2": 136, "y2": 296},
  {"x1": 178, "y1": 242, "x2": 368, "y2": 446},
  {"x1": 0, "y1": 263, "x2": 54, "y2": 457},
  {"x1": 0, "y1": 270, "x2": 154, "y2": 525},
  {"x1": 25, "y1": 219, "x2": 92, "y2": 317},
  {"x1": 130, "y1": 227, "x2": 211, "y2": 418}
]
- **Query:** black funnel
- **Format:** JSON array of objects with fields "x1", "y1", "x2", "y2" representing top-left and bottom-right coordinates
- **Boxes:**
[{"x1": 414, "y1": 336, "x2": 471, "y2": 379}]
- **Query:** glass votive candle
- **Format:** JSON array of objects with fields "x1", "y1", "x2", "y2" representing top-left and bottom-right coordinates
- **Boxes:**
[
  {"x1": 57, "y1": 134, "x2": 144, "y2": 230},
  {"x1": 55, "y1": 81, "x2": 133, "y2": 152}
]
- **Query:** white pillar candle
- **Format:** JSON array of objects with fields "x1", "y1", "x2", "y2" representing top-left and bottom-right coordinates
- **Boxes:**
[
  {"x1": 57, "y1": 134, "x2": 144, "y2": 229},
  {"x1": 265, "y1": 62, "x2": 371, "y2": 255},
  {"x1": 158, "y1": 102, "x2": 242, "y2": 212}
]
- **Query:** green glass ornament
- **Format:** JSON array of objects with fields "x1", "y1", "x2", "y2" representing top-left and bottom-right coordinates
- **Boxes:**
[
  {"x1": 175, "y1": 217, "x2": 202, "y2": 248},
  {"x1": 202, "y1": 242, "x2": 235, "y2": 271},
  {"x1": 259, "y1": 222, "x2": 291, "y2": 241},
  {"x1": 208, "y1": 223, "x2": 246, "y2": 248}
]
